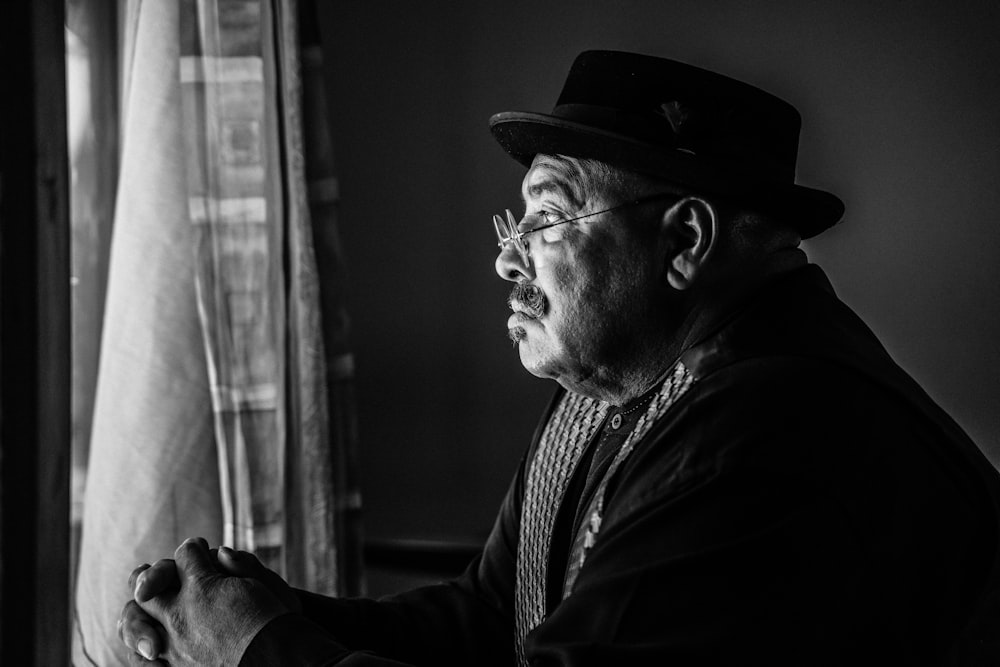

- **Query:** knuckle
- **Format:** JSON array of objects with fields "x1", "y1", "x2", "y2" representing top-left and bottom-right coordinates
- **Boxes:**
[{"x1": 174, "y1": 539, "x2": 195, "y2": 559}]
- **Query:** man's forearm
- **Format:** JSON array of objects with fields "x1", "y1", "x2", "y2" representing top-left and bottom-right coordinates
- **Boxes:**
[
  {"x1": 288, "y1": 581, "x2": 513, "y2": 667},
  {"x1": 240, "y1": 613, "x2": 413, "y2": 666}
]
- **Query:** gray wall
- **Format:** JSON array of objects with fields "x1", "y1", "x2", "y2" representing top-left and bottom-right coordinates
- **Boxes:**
[{"x1": 318, "y1": 0, "x2": 1000, "y2": 551}]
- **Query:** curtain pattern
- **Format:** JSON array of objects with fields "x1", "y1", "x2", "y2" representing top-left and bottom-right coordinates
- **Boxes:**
[
  {"x1": 73, "y1": 1, "x2": 359, "y2": 663},
  {"x1": 181, "y1": 0, "x2": 288, "y2": 568}
]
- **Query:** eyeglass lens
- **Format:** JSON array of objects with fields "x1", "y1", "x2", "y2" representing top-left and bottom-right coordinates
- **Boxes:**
[{"x1": 492, "y1": 210, "x2": 519, "y2": 249}]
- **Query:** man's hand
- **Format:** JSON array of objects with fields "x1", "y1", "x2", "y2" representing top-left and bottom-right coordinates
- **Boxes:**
[
  {"x1": 211, "y1": 546, "x2": 303, "y2": 614},
  {"x1": 119, "y1": 557, "x2": 178, "y2": 664},
  {"x1": 119, "y1": 538, "x2": 300, "y2": 664}
]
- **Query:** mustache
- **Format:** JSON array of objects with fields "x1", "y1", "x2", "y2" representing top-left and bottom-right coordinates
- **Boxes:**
[{"x1": 507, "y1": 283, "x2": 547, "y2": 320}]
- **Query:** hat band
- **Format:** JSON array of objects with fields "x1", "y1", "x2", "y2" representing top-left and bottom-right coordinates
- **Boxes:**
[{"x1": 552, "y1": 103, "x2": 679, "y2": 148}]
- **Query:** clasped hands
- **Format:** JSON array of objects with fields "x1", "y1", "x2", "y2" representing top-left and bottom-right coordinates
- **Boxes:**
[{"x1": 118, "y1": 537, "x2": 301, "y2": 665}]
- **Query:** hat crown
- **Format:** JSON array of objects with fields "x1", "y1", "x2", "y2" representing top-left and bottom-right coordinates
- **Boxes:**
[{"x1": 553, "y1": 50, "x2": 802, "y2": 182}]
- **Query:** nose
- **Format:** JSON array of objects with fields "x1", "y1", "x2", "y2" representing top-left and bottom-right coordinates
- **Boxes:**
[{"x1": 495, "y1": 243, "x2": 535, "y2": 283}]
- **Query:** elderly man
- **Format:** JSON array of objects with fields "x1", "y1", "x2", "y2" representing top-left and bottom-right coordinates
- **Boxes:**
[{"x1": 119, "y1": 51, "x2": 1000, "y2": 665}]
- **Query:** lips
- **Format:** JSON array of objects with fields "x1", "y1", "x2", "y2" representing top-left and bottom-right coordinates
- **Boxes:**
[
  {"x1": 508, "y1": 311, "x2": 534, "y2": 328},
  {"x1": 508, "y1": 301, "x2": 537, "y2": 319}
]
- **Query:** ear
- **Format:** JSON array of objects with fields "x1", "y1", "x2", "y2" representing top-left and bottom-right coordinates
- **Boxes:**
[{"x1": 660, "y1": 197, "x2": 718, "y2": 290}]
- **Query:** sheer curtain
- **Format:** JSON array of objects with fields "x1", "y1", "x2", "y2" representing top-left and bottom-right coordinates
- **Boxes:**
[{"x1": 72, "y1": 1, "x2": 360, "y2": 664}]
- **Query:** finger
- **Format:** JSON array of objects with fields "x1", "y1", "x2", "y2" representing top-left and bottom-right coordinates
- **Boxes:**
[
  {"x1": 218, "y1": 546, "x2": 302, "y2": 613},
  {"x1": 119, "y1": 599, "x2": 164, "y2": 659},
  {"x1": 173, "y1": 536, "x2": 216, "y2": 585},
  {"x1": 217, "y1": 546, "x2": 266, "y2": 578},
  {"x1": 134, "y1": 558, "x2": 179, "y2": 602},
  {"x1": 128, "y1": 564, "x2": 151, "y2": 597}
]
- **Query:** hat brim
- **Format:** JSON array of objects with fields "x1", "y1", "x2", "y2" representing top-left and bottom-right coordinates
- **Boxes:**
[{"x1": 490, "y1": 111, "x2": 844, "y2": 239}]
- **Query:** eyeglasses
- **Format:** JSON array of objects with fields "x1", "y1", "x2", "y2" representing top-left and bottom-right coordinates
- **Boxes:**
[{"x1": 492, "y1": 192, "x2": 678, "y2": 263}]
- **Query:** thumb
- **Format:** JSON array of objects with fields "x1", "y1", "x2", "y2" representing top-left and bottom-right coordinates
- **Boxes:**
[{"x1": 173, "y1": 536, "x2": 216, "y2": 586}]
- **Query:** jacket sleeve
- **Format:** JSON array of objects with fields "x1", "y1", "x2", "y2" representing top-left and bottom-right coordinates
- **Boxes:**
[{"x1": 240, "y1": 449, "x2": 526, "y2": 667}]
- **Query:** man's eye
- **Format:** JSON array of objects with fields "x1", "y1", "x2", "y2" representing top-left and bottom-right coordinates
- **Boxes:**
[{"x1": 521, "y1": 210, "x2": 558, "y2": 230}]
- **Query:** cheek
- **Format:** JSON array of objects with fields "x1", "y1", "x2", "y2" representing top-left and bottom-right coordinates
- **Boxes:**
[
  {"x1": 549, "y1": 246, "x2": 654, "y2": 342},
  {"x1": 547, "y1": 259, "x2": 606, "y2": 346},
  {"x1": 549, "y1": 244, "x2": 616, "y2": 311},
  {"x1": 536, "y1": 234, "x2": 645, "y2": 334},
  {"x1": 548, "y1": 259, "x2": 588, "y2": 315}
]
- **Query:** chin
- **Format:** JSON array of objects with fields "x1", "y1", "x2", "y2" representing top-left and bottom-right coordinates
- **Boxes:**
[
  {"x1": 517, "y1": 347, "x2": 549, "y2": 379},
  {"x1": 516, "y1": 338, "x2": 564, "y2": 382}
]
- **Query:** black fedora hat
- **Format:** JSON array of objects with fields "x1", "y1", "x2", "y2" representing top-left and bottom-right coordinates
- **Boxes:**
[{"x1": 489, "y1": 50, "x2": 844, "y2": 239}]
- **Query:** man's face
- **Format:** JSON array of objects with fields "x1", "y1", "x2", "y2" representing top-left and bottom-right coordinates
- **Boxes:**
[{"x1": 495, "y1": 156, "x2": 667, "y2": 395}]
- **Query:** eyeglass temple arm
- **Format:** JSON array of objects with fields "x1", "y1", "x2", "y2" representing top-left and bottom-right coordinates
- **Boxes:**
[{"x1": 495, "y1": 193, "x2": 677, "y2": 248}]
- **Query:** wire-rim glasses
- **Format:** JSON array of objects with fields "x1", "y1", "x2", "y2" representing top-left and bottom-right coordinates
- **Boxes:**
[{"x1": 492, "y1": 192, "x2": 678, "y2": 262}]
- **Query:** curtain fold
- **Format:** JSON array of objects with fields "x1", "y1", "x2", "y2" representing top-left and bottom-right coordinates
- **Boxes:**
[
  {"x1": 275, "y1": 0, "x2": 363, "y2": 595},
  {"x1": 285, "y1": 0, "x2": 365, "y2": 598},
  {"x1": 72, "y1": 1, "x2": 359, "y2": 663}
]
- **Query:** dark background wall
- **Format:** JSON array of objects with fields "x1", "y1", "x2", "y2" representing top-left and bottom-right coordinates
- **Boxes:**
[{"x1": 317, "y1": 0, "x2": 1000, "y2": 581}]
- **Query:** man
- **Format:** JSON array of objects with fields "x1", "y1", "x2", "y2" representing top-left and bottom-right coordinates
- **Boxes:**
[{"x1": 119, "y1": 51, "x2": 1000, "y2": 665}]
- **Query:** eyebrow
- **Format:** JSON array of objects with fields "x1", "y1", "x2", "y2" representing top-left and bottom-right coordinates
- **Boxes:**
[{"x1": 521, "y1": 178, "x2": 584, "y2": 210}]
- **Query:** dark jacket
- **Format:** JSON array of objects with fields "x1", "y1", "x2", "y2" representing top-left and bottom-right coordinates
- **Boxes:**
[{"x1": 242, "y1": 265, "x2": 1000, "y2": 666}]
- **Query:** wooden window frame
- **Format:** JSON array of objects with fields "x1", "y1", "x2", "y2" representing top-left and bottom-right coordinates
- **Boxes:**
[{"x1": 0, "y1": 0, "x2": 72, "y2": 664}]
